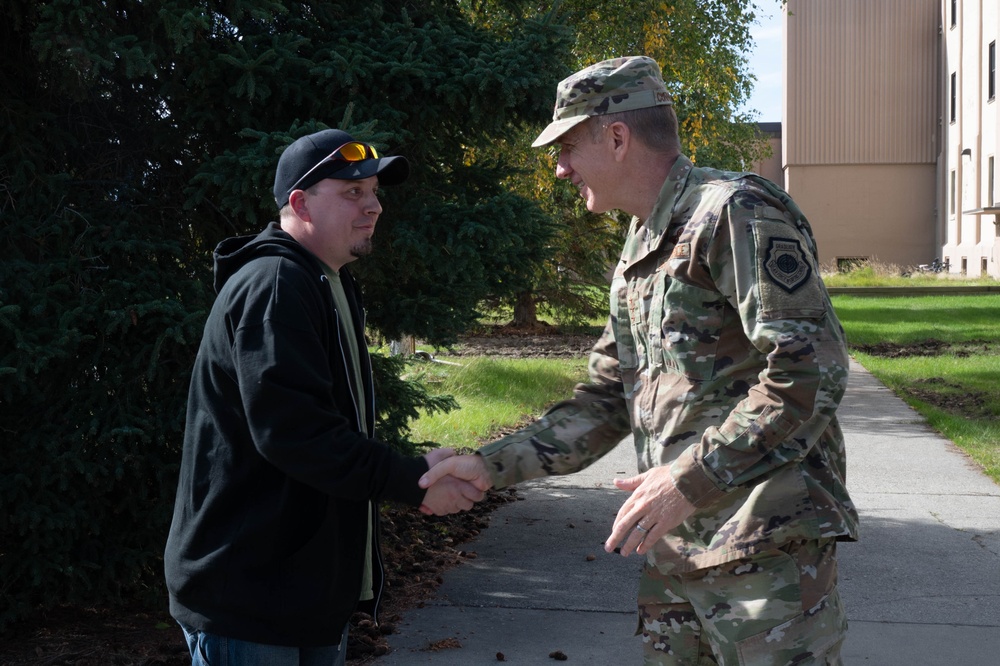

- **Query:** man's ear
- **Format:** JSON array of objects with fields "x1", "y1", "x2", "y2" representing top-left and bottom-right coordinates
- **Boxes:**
[
  {"x1": 288, "y1": 189, "x2": 311, "y2": 222},
  {"x1": 607, "y1": 121, "x2": 630, "y2": 161}
]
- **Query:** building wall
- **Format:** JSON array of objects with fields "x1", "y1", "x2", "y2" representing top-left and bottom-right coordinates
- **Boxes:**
[
  {"x1": 784, "y1": 0, "x2": 940, "y2": 270},
  {"x1": 943, "y1": 0, "x2": 1000, "y2": 276},
  {"x1": 786, "y1": 164, "x2": 937, "y2": 266},
  {"x1": 751, "y1": 122, "x2": 783, "y2": 185}
]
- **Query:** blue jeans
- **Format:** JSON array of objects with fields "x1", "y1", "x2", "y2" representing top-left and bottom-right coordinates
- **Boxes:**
[{"x1": 179, "y1": 622, "x2": 349, "y2": 666}]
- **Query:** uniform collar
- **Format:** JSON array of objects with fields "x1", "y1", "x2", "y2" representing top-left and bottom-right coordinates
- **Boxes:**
[{"x1": 619, "y1": 155, "x2": 694, "y2": 268}]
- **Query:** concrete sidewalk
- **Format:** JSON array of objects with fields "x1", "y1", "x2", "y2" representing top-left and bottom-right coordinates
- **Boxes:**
[{"x1": 379, "y1": 361, "x2": 1000, "y2": 665}]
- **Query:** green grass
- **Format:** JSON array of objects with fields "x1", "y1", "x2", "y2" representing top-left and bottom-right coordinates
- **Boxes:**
[
  {"x1": 830, "y1": 294, "x2": 1000, "y2": 346},
  {"x1": 849, "y1": 352, "x2": 1000, "y2": 480},
  {"x1": 408, "y1": 355, "x2": 589, "y2": 450},
  {"x1": 832, "y1": 293, "x2": 1000, "y2": 484},
  {"x1": 406, "y1": 271, "x2": 1000, "y2": 486}
]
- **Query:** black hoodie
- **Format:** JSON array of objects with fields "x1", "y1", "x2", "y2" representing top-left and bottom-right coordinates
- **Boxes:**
[{"x1": 165, "y1": 222, "x2": 427, "y2": 646}]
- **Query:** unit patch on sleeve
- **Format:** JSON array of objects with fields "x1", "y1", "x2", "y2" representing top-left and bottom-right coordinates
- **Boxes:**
[
  {"x1": 763, "y1": 237, "x2": 811, "y2": 293},
  {"x1": 753, "y1": 220, "x2": 826, "y2": 321}
]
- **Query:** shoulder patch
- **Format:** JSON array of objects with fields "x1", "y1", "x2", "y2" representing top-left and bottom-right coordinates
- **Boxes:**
[
  {"x1": 752, "y1": 222, "x2": 827, "y2": 320},
  {"x1": 763, "y1": 237, "x2": 811, "y2": 293}
]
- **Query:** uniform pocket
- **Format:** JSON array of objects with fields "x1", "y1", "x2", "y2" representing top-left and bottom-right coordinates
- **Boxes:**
[
  {"x1": 735, "y1": 588, "x2": 847, "y2": 666},
  {"x1": 658, "y1": 279, "x2": 728, "y2": 381}
]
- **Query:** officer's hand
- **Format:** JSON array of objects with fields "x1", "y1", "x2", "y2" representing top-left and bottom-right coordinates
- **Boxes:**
[{"x1": 605, "y1": 467, "x2": 697, "y2": 557}]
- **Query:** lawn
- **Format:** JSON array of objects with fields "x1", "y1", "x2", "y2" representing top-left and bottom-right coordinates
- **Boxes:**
[
  {"x1": 408, "y1": 353, "x2": 589, "y2": 450},
  {"x1": 830, "y1": 293, "x2": 1000, "y2": 345},
  {"x1": 409, "y1": 289, "x2": 1000, "y2": 486},
  {"x1": 831, "y1": 292, "x2": 1000, "y2": 484}
]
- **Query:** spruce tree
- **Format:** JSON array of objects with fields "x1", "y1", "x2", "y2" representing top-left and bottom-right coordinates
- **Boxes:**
[{"x1": 0, "y1": 0, "x2": 570, "y2": 630}]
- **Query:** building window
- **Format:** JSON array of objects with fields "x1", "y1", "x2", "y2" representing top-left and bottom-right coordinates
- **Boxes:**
[
  {"x1": 950, "y1": 169, "x2": 956, "y2": 215},
  {"x1": 836, "y1": 257, "x2": 869, "y2": 273},
  {"x1": 951, "y1": 73, "x2": 957, "y2": 123},
  {"x1": 991, "y1": 42, "x2": 997, "y2": 102},
  {"x1": 990, "y1": 156, "x2": 995, "y2": 207},
  {"x1": 961, "y1": 257, "x2": 968, "y2": 274},
  {"x1": 951, "y1": 0, "x2": 957, "y2": 27},
  {"x1": 983, "y1": 257, "x2": 989, "y2": 275}
]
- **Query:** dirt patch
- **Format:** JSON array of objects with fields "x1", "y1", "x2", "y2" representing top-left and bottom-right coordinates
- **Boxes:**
[
  {"x1": 905, "y1": 378, "x2": 995, "y2": 420},
  {"x1": 438, "y1": 323, "x2": 599, "y2": 359},
  {"x1": 852, "y1": 338, "x2": 998, "y2": 419},
  {"x1": 852, "y1": 338, "x2": 997, "y2": 359},
  {"x1": 852, "y1": 339, "x2": 952, "y2": 358}
]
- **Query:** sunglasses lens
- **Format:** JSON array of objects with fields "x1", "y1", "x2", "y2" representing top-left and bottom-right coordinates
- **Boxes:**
[
  {"x1": 338, "y1": 142, "x2": 376, "y2": 161},
  {"x1": 286, "y1": 141, "x2": 383, "y2": 196}
]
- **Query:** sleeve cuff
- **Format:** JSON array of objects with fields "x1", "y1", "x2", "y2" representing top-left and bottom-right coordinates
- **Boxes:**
[
  {"x1": 669, "y1": 446, "x2": 729, "y2": 509},
  {"x1": 384, "y1": 455, "x2": 431, "y2": 507}
]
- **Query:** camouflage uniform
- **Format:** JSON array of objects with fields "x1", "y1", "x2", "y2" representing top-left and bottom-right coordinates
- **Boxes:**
[{"x1": 481, "y1": 55, "x2": 859, "y2": 664}]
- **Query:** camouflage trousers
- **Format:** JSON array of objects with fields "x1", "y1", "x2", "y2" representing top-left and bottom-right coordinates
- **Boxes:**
[{"x1": 637, "y1": 539, "x2": 846, "y2": 666}]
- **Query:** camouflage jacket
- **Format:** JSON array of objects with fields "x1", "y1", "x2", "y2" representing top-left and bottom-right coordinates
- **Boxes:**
[{"x1": 479, "y1": 156, "x2": 859, "y2": 572}]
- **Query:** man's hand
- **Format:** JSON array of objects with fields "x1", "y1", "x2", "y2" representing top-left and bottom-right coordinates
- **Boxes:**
[
  {"x1": 419, "y1": 475, "x2": 485, "y2": 515},
  {"x1": 605, "y1": 466, "x2": 697, "y2": 557},
  {"x1": 419, "y1": 450, "x2": 491, "y2": 516},
  {"x1": 419, "y1": 454, "x2": 493, "y2": 493}
]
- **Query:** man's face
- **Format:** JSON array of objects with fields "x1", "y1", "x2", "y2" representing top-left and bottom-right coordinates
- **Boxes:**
[
  {"x1": 301, "y1": 176, "x2": 382, "y2": 270},
  {"x1": 554, "y1": 121, "x2": 616, "y2": 214}
]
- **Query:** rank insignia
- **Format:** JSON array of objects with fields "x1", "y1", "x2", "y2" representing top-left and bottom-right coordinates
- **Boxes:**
[{"x1": 670, "y1": 242, "x2": 691, "y2": 260}]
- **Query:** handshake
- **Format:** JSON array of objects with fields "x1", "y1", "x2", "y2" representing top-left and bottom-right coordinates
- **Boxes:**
[{"x1": 418, "y1": 448, "x2": 493, "y2": 516}]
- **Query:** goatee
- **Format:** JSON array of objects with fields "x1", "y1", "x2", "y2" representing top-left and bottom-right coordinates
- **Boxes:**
[{"x1": 350, "y1": 238, "x2": 374, "y2": 258}]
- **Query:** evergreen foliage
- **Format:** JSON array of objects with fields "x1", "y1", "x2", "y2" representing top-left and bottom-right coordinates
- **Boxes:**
[
  {"x1": 369, "y1": 354, "x2": 460, "y2": 456},
  {"x1": 0, "y1": 0, "x2": 570, "y2": 631}
]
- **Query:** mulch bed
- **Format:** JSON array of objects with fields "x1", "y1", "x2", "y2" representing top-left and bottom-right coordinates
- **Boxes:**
[
  {"x1": 346, "y1": 488, "x2": 521, "y2": 664},
  {"x1": 0, "y1": 488, "x2": 521, "y2": 666}
]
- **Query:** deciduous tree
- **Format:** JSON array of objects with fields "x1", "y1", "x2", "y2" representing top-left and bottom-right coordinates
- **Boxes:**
[{"x1": 467, "y1": 0, "x2": 772, "y2": 327}]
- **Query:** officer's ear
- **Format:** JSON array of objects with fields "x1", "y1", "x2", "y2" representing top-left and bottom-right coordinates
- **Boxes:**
[{"x1": 606, "y1": 121, "x2": 630, "y2": 162}]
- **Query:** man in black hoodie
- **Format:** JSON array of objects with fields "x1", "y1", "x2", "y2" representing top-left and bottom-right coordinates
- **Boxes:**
[{"x1": 164, "y1": 129, "x2": 485, "y2": 665}]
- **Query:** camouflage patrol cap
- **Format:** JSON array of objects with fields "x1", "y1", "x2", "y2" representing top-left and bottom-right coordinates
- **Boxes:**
[{"x1": 531, "y1": 55, "x2": 673, "y2": 147}]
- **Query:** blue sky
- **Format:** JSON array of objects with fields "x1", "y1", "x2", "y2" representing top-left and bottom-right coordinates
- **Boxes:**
[{"x1": 738, "y1": 0, "x2": 784, "y2": 122}]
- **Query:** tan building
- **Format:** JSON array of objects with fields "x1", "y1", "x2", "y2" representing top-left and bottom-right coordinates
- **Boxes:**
[
  {"x1": 753, "y1": 122, "x2": 783, "y2": 185},
  {"x1": 769, "y1": 0, "x2": 999, "y2": 277}
]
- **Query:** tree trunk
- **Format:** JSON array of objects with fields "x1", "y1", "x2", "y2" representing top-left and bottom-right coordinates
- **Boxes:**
[
  {"x1": 390, "y1": 335, "x2": 415, "y2": 356},
  {"x1": 511, "y1": 290, "x2": 538, "y2": 327}
]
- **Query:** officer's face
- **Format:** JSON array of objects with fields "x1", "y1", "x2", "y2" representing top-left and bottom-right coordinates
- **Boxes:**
[{"x1": 555, "y1": 122, "x2": 618, "y2": 214}]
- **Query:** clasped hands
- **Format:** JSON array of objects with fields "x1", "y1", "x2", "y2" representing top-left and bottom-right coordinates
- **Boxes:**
[
  {"x1": 419, "y1": 451, "x2": 696, "y2": 557},
  {"x1": 418, "y1": 449, "x2": 493, "y2": 516}
]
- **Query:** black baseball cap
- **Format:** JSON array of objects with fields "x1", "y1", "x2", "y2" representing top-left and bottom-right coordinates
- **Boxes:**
[{"x1": 273, "y1": 129, "x2": 409, "y2": 208}]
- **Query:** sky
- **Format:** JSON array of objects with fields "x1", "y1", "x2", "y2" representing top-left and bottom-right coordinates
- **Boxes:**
[{"x1": 738, "y1": 0, "x2": 784, "y2": 122}]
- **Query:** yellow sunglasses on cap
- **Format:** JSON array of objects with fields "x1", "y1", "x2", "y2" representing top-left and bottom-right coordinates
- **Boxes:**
[{"x1": 288, "y1": 141, "x2": 380, "y2": 192}]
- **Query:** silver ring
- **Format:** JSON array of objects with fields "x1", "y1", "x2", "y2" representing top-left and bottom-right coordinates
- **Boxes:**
[{"x1": 635, "y1": 524, "x2": 649, "y2": 534}]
